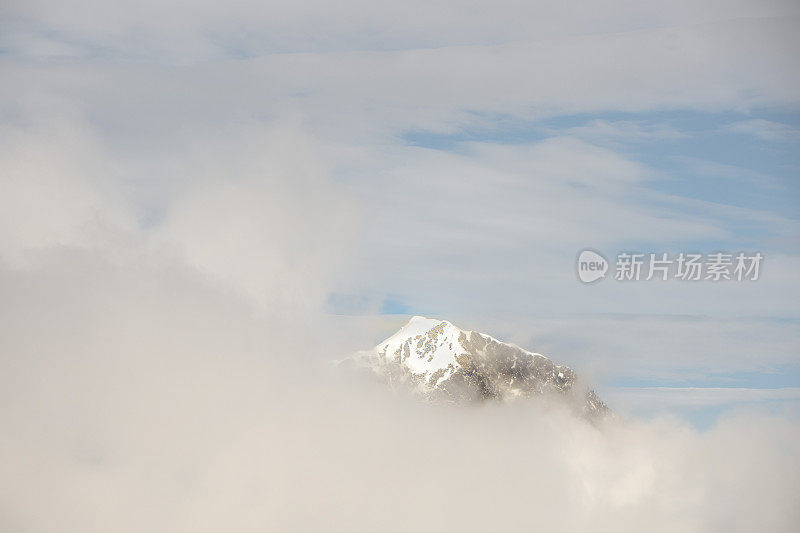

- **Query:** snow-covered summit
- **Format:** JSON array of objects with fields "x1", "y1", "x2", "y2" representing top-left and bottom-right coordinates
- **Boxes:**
[
  {"x1": 355, "y1": 316, "x2": 608, "y2": 417},
  {"x1": 376, "y1": 316, "x2": 466, "y2": 386}
]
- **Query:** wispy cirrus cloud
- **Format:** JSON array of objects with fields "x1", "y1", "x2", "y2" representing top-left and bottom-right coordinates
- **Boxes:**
[{"x1": 723, "y1": 118, "x2": 800, "y2": 142}]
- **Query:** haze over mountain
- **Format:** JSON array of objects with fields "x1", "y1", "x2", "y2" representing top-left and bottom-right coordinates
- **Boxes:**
[{"x1": 352, "y1": 316, "x2": 608, "y2": 417}]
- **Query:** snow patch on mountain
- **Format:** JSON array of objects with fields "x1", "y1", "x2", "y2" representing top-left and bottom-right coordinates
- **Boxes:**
[{"x1": 352, "y1": 316, "x2": 609, "y2": 417}]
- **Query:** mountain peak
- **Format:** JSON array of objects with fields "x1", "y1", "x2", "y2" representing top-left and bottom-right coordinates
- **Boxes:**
[{"x1": 354, "y1": 316, "x2": 608, "y2": 417}]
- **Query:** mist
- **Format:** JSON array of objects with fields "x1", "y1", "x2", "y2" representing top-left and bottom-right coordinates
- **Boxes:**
[
  {"x1": 2, "y1": 257, "x2": 799, "y2": 531},
  {"x1": 1, "y1": 167, "x2": 798, "y2": 532}
]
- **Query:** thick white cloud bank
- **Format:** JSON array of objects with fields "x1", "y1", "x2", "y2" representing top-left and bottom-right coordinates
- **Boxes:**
[
  {"x1": 0, "y1": 250, "x2": 799, "y2": 531},
  {"x1": 0, "y1": 232, "x2": 798, "y2": 531}
]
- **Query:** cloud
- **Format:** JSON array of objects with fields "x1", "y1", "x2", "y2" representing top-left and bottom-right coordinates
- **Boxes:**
[
  {"x1": 2, "y1": 0, "x2": 799, "y2": 61},
  {"x1": 1, "y1": 19, "x2": 797, "y2": 383},
  {"x1": 2, "y1": 16, "x2": 800, "y2": 143},
  {"x1": 557, "y1": 119, "x2": 688, "y2": 143},
  {"x1": 473, "y1": 315, "x2": 800, "y2": 383},
  {"x1": 723, "y1": 119, "x2": 800, "y2": 142},
  {"x1": 152, "y1": 123, "x2": 358, "y2": 315},
  {"x1": 0, "y1": 105, "x2": 134, "y2": 267},
  {"x1": 332, "y1": 132, "x2": 800, "y2": 323},
  {"x1": 1, "y1": 244, "x2": 799, "y2": 531},
  {"x1": 0, "y1": 118, "x2": 794, "y2": 528},
  {"x1": 1, "y1": 3, "x2": 799, "y2": 528},
  {"x1": 605, "y1": 386, "x2": 800, "y2": 408}
]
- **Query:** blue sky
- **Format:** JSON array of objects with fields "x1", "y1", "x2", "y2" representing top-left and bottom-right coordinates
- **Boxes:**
[{"x1": 404, "y1": 111, "x2": 800, "y2": 220}]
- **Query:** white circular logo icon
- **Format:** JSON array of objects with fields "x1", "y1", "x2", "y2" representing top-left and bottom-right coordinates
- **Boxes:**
[{"x1": 577, "y1": 250, "x2": 608, "y2": 283}]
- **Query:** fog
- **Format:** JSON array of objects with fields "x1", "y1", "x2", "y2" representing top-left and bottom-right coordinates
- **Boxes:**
[
  {"x1": 2, "y1": 257, "x2": 799, "y2": 531},
  {"x1": 1, "y1": 175, "x2": 798, "y2": 531}
]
